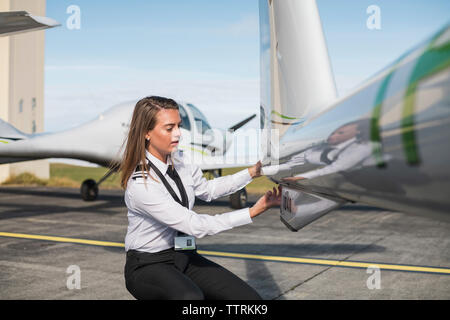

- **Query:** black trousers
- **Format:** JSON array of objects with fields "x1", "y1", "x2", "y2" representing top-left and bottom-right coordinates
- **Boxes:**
[{"x1": 124, "y1": 248, "x2": 262, "y2": 300}]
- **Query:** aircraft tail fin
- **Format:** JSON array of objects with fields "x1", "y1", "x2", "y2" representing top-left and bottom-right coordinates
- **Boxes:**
[
  {"x1": 259, "y1": 0, "x2": 337, "y2": 139},
  {"x1": 0, "y1": 118, "x2": 29, "y2": 143}
]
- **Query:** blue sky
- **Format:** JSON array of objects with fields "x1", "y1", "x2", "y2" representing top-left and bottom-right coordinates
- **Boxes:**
[{"x1": 44, "y1": 0, "x2": 450, "y2": 132}]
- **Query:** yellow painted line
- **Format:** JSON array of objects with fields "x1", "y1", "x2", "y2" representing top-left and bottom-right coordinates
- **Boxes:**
[
  {"x1": 199, "y1": 250, "x2": 450, "y2": 274},
  {"x1": 0, "y1": 232, "x2": 449, "y2": 275},
  {"x1": 0, "y1": 232, "x2": 124, "y2": 248}
]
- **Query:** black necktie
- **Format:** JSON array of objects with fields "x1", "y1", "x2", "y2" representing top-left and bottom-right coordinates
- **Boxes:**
[
  {"x1": 135, "y1": 160, "x2": 191, "y2": 242},
  {"x1": 320, "y1": 147, "x2": 335, "y2": 165},
  {"x1": 166, "y1": 166, "x2": 190, "y2": 238},
  {"x1": 166, "y1": 166, "x2": 189, "y2": 209}
]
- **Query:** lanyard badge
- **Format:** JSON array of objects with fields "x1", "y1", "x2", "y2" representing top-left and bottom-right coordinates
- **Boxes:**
[{"x1": 174, "y1": 235, "x2": 196, "y2": 251}]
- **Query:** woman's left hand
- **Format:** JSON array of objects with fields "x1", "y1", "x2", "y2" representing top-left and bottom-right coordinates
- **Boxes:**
[{"x1": 248, "y1": 161, "x2": 262, "y2": 179}]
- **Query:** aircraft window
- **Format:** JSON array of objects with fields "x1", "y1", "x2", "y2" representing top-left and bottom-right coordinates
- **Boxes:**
[
  {"x1": 187, "y1": 103, "x2": 212, "y2": 134},
  {"x1": 178, "y1": 105, "x2": 191, "y2": 131}
]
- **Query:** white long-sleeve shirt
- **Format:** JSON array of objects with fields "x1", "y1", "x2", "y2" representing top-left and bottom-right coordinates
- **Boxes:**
[
  {"x1": 124, "y1": 150, "x2": 253, "y2": 253},
  {"x1": 300, "y1": 139, "x2": 374, "y2": 179}
]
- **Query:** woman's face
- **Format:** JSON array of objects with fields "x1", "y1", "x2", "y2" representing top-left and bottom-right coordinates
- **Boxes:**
[
  {"x1": 327, "y1": 123, "x2": 359, "y2": 146},
  {"x1": 146, "y1": 109, "x2": 182, "y2": 162}
]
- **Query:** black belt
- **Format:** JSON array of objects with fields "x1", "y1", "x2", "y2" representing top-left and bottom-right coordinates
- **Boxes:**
[
  {"x1": 127, "y1": 248, "x2": 173, "y2": 257},
  {"x1": 126, "y1": 248, "x2": 194, "y2": 272}
]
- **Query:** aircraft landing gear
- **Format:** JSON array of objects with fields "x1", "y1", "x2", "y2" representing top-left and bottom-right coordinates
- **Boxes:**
[
  {"x1": 81, "y1": 179, "x2": 98, "y2": 201},
  {"x1": 206, "y1": 169, "x2": 247, "y2": 209},
  {"x1": 230, "y1": 188, "x2": 247, "y2": 209},
  {"x1": 80, "y1": 168, "x2": 115, "y2": 201}
]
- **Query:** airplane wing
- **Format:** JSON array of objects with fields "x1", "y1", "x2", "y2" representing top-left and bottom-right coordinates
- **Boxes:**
[
  {"x1": 259, "y1": 0, "x2": 450, "y2": 231},
  {"x1": 0, "y1": 102, "x2": 132, "y2": 167},
  {"x1": 0, "y1": 11, "x2": 60, "y2": 37}
]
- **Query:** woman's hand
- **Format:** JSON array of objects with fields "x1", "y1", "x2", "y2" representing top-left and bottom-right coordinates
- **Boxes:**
[
  {"x1": 249, "y1": 185, "x2": 282, "y2": 218},
  {"x1": 248, "y1": 161, "x2": 262, "y2": 179}
]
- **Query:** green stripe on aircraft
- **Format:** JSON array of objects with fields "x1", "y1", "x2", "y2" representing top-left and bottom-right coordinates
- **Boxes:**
[
  {"x1": 371, "y1": 71, "x2": 394, "y2": 168},
  {"x1": 271, "y1": 110, "x2": 298, "y2": 120},
  {"x1": 371, "y1": 26, "x2": 449, "y2": 167},
  {"x1": 370, "y1": 44, "x2": 413, "y2": 168},
  {"x1": 271, "y1": 110, "x2": 306, "y2": 126},
  {"x1": 402, "y1": 26, "x2": 450, "y2": 165},
  {"x1": 179, "y1": 145, "x2": 208, "y2": 156}
]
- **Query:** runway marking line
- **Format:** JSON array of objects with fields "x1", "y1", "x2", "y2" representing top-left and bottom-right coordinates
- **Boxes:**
[
  {"x1": 1, "y1": 231, "x2": 449, "y2": 275},
  {"x1": 0, "y1": 232, "x2": 124, "y2": 248}
]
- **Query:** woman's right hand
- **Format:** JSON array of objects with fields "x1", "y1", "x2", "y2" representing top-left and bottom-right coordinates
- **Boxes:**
[{"x1": 249, "y1": 185, "x2": 282, "y2": 218}]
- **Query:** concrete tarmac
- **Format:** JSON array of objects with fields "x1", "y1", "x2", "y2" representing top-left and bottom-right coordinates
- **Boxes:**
[{"x1": 0, "y1": 186, "x2": 449, "y2": 300}]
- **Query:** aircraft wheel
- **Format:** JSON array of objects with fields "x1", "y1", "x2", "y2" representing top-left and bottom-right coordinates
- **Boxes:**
[
  {"x1": 81, "y1": 179, "x2": 98, "y2": 201},
  {"x1": 230, "y1": 188, "x2": 247, "y2": 209}
]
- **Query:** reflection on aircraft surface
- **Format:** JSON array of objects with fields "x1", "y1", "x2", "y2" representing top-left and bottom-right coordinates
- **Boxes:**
[
  {"x1": 280, "y1": 120, "x2": 388, "y2": 182},
  {"x1": 263, "y1": 118, "x2": 395, "y2": 180},
  {"x1": 259, "y1": 0, "x2": 450, "y2": 231}
]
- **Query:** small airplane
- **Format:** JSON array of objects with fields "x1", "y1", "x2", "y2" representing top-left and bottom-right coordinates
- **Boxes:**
[
  {"x1": 0, "y1": 99, "x2": 256, "y2": 206},
  {"x1": 0, "y1": 11, "x2": 257, "y2": 208},
  {"x1": 258, "y1": 0, "x2": 450, "y2": 231}
]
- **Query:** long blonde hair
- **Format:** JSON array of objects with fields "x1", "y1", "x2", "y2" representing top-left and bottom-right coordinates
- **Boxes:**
[{"x1": 116, "y1": 96, "x2": 179, "y2": 189}]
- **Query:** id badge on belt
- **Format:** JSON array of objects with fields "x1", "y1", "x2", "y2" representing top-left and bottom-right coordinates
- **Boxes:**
[{"x1": 174, "y1": 235, "x2": 196, "y2": 251}]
